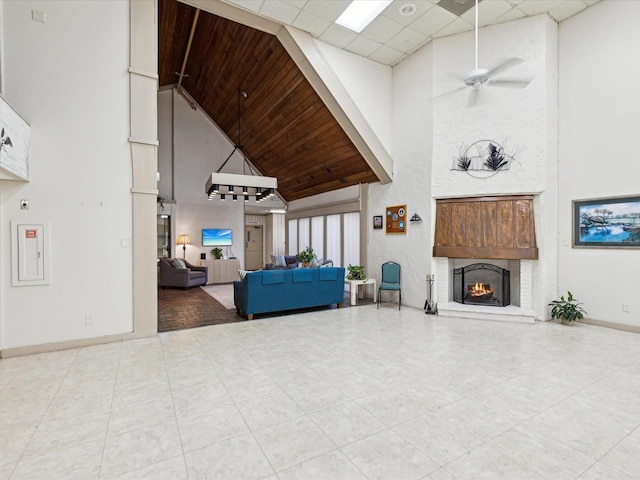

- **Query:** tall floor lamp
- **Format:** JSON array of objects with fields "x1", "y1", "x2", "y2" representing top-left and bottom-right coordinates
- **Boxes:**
[{"x1": 177, "y1": 234, "x2": 191, "y2": 259}]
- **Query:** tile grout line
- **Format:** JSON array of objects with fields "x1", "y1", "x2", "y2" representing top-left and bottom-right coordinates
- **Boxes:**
[
  {"x1": 9, "y1": 349, "x2": 81, "y2": 478},
  {"x1": 97, "y1": 341, "x2": 125, "y2": 480}
]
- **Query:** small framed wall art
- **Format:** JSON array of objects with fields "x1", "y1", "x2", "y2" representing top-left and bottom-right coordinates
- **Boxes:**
[
  {"x1": 373, "y1": 215, "x2": 383, "y2": 229},
  {"x1": 385, "y1": 205, "x2": 407, "y2": 235},
  {"x1": 573, "y1": 195, "x2": 640, "y2": 248}
]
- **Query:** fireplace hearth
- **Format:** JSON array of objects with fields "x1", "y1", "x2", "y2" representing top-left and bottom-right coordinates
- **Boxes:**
[{"x1": 453, "y1": 263, "x2": 510, "y2": 307}]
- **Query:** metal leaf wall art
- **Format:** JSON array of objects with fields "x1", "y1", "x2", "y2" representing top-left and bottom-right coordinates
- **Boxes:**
[{"x1": 451, "y1": 140, "x2": 517, "y2": 178}]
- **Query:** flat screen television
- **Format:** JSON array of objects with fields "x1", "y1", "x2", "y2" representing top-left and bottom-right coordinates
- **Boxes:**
[{"x1": 202, "y1": 228, "x2": 233, "y2": 246}]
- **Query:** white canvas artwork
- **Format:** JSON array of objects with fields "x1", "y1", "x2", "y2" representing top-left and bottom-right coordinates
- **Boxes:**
[{"x1": 0, "y1": 95, "x2": 30, "y2": 181}]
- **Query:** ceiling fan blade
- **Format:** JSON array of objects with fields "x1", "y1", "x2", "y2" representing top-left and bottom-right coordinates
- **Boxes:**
[
  {"x1": 467, "y1": 87, "x2": 480, "y2": 108},
  {"x1": 431, "y1": 85, "x2": 467, "y2": 102},
  {"x1": 486, "y1": 57, "x2": 524, "y2": 78},
  {"x1": 487, "y1": 78, "x2": 533, "y2": 89}
]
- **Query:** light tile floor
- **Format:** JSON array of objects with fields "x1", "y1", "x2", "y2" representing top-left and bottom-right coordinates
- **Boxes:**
[{"x1": 1, "y1": 305, "x2": 640, "y2": 479}]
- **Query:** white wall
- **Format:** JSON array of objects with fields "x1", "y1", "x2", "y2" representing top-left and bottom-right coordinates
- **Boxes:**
[
  {"x1": 315, "y1": 41, "x2": 392, "y2": 152},
  {"x1": 367, "y1": 42, "x2": 434, "y2": 309},
  {"x1": 157, "y1": 89, "x2": 245, "y2": 266},
  {"x1": 0, "y1": 0, "x2": 133, "y2": 349},
  {"x1": 558, "y1": 0, "x2": 640, "y2": 327},
  {"x1": 367, "y1": 15, "x2": 559, "y2": 315}
]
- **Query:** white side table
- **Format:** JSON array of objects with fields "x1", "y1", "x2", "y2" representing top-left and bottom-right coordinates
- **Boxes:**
[{"x1": 346, "y1": 278, "x2": 377, "y2": 306}]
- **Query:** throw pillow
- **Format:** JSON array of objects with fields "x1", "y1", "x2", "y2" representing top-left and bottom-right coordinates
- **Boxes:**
[
  {"x1": 309, "y1": 257, "x2": 319, "y2": 268},
  {"x1": 238, "y1": 269, "x2": 249, "y2": 279},
  {"x1": 271, "y1": 255, "x2": 286, "y2": 267},
  {"x1": 172, "y1": 258, "x2": 186, "y2": 269}
]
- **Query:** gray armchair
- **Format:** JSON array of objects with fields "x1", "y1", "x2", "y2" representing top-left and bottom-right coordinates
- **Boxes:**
[{"x1": 159, "y1": 258, "x2": 208, "y2": 288}]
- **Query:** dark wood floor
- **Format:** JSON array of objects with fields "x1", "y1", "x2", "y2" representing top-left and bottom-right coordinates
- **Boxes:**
[
  {"x1": 158, "y1": 287, "x2": 245, "y2": 332},
  {"x1": 158, "y1": 286, "x2": 375, "y2": 332}
]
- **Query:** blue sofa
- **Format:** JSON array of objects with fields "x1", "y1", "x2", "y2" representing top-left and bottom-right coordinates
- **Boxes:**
[{"x1": 234, "y1": 267, "x2": 346, "y2": 320}]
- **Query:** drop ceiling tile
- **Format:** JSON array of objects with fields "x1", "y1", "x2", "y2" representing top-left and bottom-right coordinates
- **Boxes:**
[
  {"x1": 226, "y1": 0, "x2": 264, "y2": 13},
  {"x1": 582, "y1": 0, "x2": 601, "y2": 6},
  {"x1": 547, "y1": 1, "x2": 587, "y2": 21},
  {"x1": 292, "y1": 10, "x2": 331, "y2": 37},
  {"x1": 516, "y1": 0, "x2": 561, "y2": 16},
  {"x1": 432, "y1": 17, "x2": 473, "y2": 38},
  {"x1": 283, "y1": 0, "x2": 308, "y2": 8},
  {"x1": 505, "y1": 0, "x2": 525, "y2": 5},
  {"x1": 259, "y1": 0, "x2": 300, "y2": 24},
  {"x1": 361, "y1": 15, "x2": 404, "y2": 43},
  {"x1": 494, "y1": 6, "x2": 526, "y2": 23},
  {"x1": 345, "y1": 36, "x2": 383, "y2": 57},
  {"x1": 386, "y1": 27, "x2": 429, "y2": 53},
  {"x1": 382, "y1": 1, "x2": 436, "y2": 26},
  {"x1": 302, "y1": 0, "x2": 351, "y2": 23},
  {"x1": 460, "y1": 1, "x2": 514, "y2": 27},
  {"x1": 409, "y1": 5, "x2": 458, "y2": 38},
  {"x1": 368, "y1": 45, "x2": 406, "y2": 66},
  {"x1": 318, "y1": 24, "x2": 358, "y2": 48}
]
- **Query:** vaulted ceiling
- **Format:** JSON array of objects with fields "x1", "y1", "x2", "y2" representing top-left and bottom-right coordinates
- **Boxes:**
[
  {"x1": 160, "y1": 0, "x2": 601, "y2": 204},
  {"x1": 159, "y1": 0, "x2": 380, "y2": 202}
]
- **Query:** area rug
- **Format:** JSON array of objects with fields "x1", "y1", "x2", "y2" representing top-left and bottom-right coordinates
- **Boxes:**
[{"x1": 200, "y1": 284, "x2": 235, "y2": 310}]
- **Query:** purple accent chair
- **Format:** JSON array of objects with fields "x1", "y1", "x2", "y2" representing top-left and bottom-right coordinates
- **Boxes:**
[{"x1": 158, "y1": 258, "x2": 208, "y2": 288}]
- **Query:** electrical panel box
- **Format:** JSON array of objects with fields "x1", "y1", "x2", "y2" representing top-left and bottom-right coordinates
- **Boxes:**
[{"x1": 12, "y1": 221, "x2": 50, "y2": 286}]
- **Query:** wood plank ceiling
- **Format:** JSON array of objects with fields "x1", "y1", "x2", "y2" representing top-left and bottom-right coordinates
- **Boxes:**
[{"x1": 159, "y1": 0, "x2": 380, "y2": 202}]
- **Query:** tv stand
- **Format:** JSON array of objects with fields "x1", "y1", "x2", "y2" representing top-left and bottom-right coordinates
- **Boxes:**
[{"x1": 199, "y1": 258, "x2": 240, "y2": 284}]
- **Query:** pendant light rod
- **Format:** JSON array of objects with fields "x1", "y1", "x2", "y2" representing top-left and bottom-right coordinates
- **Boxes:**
[{"x1": 215, "y1": 89, "x2": 248, "y2": 174}]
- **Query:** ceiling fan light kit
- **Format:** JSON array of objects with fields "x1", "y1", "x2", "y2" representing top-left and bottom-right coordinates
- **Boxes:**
[{"x1": 436, "y1": 0, "x2": 533, "y2": 107}]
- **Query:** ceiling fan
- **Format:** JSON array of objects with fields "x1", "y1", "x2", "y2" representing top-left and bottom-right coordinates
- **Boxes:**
[{"x1": 440, "y1": 0, "x2": 533, "y2": 107}]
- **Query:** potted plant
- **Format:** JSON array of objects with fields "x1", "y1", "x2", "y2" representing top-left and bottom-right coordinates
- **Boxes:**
[
  {"x1": 211, "y1": 247, "x2": 223, "y2": 259},
  {"x1": 549, "y1": 291, "x2": 587, "y2": 325},
  {"x1": 347, "y1": 265, "x2": 366, "y2": 281},
  {"x1": 296, "y1": 246, "x2": 316, "y2": 267}
]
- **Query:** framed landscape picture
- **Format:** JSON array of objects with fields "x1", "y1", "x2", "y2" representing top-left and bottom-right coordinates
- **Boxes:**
[{"x1": 573, "y1": 195, "x2": 640, "y2": 248}]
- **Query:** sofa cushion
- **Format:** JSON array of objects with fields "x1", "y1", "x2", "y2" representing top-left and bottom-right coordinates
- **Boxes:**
[
  {"x1": 271, "y1": 255, "x2": 286, "y2": 268},
  {"x1": 284, "y1": 256, "x2": 298, "y2": 266},
  {"x1": 172, "y1": 258, "x2": 186, "y2": 269},
  {"x1": 262, "y1": 270, "x2": 285, "y2": 284},
  {"x1": 190, "y1": 271, "x2": 206, "y2": 279},
  {"x1": 292, "y1": 269, "x2": 313, "y2": 282},
  {"x1": 319, "y1": 268, "x2": 339, "y2": 281}
]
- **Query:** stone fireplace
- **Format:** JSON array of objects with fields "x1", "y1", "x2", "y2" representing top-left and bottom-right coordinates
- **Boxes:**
[{"x1": 433, "y1": 196, "x2": 538, "y2": 323}]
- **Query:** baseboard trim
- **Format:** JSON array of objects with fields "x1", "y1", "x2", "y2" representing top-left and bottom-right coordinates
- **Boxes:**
[
  {"x1": 0, "y1": 331, "x2": 156, "y2": 358},
  {"x1": 579, "y1": 317, "x2": 640, "y2": 335}
]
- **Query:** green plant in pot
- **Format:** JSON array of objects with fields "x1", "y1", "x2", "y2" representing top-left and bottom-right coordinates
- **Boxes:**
[
  {"x1": 211, "y1": 247, "x2": 223, "y2": 259},
  {"x1": 347, "y1": 265, "x2": 366, "y2": 281},
  {"x1": 549, "y1": 291, "x2": 586, "y2": 325},
  {"x1": 296, "y1": 246, "x2": 316, "y2": 266}
]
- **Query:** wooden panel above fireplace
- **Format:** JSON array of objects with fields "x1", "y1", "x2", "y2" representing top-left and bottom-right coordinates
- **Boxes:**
[{"x1": 433, "y1": 195, "x2": 538, "y2": 260}]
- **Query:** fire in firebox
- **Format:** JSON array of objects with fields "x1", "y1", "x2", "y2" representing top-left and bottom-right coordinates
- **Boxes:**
[
  {"x1": 453, "y1": 263, "x2": 510, "y2": 307},
  {"x1": 467, "y1": 282, "x2": 493, "y2": 301}
]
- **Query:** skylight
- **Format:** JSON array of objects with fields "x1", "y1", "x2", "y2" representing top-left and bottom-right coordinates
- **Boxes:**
[{"x1": 335, "y1": 0, "x2": 393, "y2": 33}]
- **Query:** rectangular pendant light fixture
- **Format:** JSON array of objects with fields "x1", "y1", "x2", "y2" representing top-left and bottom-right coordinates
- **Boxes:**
[
  {"x1": 335, "y1": 0, "x2": 392, "y2": 33},
  {"x1": 206, "y1": 172, "x2": 277, "y2": 203}
]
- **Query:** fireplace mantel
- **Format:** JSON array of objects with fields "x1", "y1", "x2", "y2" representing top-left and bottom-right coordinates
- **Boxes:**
[{"x1": 433, "y1": 195, "x2": 538, "y2": 260}]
